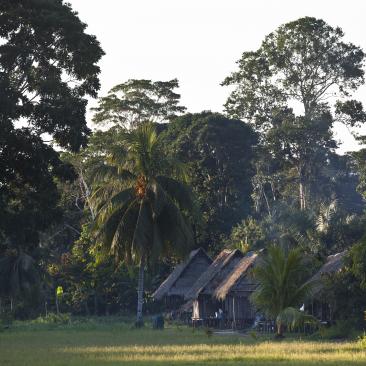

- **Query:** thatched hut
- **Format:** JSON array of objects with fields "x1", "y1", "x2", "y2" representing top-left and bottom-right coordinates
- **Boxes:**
[
  {"x1": 184, "y1": 249, "x2": 244, "y2": 321},
  {"x1": 152, "y1": 248, "x2": 212, "y2": 309},
  {"x1": 213, "y1": 251, "x2": 259, "y2": 327},
  {"x1": 307, "y1": 251, "x2": 347, "y2": 322}
]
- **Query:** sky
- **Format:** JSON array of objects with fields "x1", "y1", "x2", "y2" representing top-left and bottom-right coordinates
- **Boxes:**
[{"x1": 69, "y1": 0, "x2": 366, "y2": 153}]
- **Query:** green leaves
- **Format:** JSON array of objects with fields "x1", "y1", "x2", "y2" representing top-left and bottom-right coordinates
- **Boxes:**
[
  {"x1": 277, "y1": 307, "x2": 319, "y2": 331},
  {"x1": 92, "y1": 123, "x2": 195, "y2": 267},
  {"x1": 223, "y1": 17, "x2": 365, "y2": 129},
  {"x1": 92, "y1": 79, "x2": 186, "y2": 129},
  {"x1": 0, "y1": 0, "x2": 104, "y2": 150},
  {"x1": 252, "y1": 245, "x2": 315, "y2": 321},
  {"x1": 161, "y1": 112, "x2": 257, "y2": 251}
]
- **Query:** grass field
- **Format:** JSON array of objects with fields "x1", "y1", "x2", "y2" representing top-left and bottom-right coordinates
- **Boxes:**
[{"x1": 1, "y1": 319, "x2": 365, "y2": 365}]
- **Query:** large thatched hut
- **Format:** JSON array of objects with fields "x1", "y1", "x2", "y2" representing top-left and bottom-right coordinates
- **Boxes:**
[
  {"x1": 213, "y1": 251, "x2": 259, "y2": 328},
  {"x1": 152, "y1": 248, "x2": 212, "y2": 309},
  {"x1": 184, "y1": 249, "x2": 244, "y2": 322},
  {"x1": 307, "y1": 251, "x2": 347, "y2": 322}
]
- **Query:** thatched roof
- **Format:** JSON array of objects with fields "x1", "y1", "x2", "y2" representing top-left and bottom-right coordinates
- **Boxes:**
[
  {"x1": 309, "y1": 250, "x2": 347, "y2": 294},
  {"x1": 152, "y1": 248, "x2": 212, "y2": 301},
  {"x1": 214, "y1": 251, "x2": 258, "y2": 300},
  {"x1": 184, "y1": 249, "x2": 244, "y2": 300}
]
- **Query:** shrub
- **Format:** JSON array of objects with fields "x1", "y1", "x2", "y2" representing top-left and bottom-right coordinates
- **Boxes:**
[
  {"x1": 318, "y1": 319, "x2": 358, "y2": 340},
  {"x1": 0, "y1": 312, "x2": 13, "y2": 330},
  {"x1": 31, "y1": 313, "x2": 71, "y2": 325},
  {"x1": 204, "y1": 327, "x2": 213, "y2": 337},
  {"x1": 358, "y1": 331, "x2": 366, "y2": 349}
]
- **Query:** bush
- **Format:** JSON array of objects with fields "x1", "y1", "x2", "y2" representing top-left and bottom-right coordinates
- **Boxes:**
[
  {"x1": 204, "y1": 327, "x2": 213, "y2": 337},
  {"x1": 357, "y1": 331, "x2": 366, "y2": 348},
  {"x1": 318, "y1": 319, "x2": 358, "y2": 340},
  {"x1": 31, "y1": 313, "x2": 71, "y2": 325},
  {"x1": 152, "y1": 314, "x2": 164, "y2": 329},
  {"x1": 0, "y1": 312, "x2": 13, "y2": 329}
]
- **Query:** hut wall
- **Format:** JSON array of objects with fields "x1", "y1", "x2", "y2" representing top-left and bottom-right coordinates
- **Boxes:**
[
  {"x1": 224, "y1": 294, "x2": 256, "y2": 322},
  {"x1": 192, "y1": 295, "x2": 219, "y2": 319},
  {"x1": 165, "y1": 295, "x2": 185, "y2": 309},
  {"x1": 308, "y1": 300, "x2": 333, "y2": 322}
]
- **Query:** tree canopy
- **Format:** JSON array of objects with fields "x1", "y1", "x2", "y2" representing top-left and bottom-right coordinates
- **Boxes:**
[
  {"x1": 0, "y1": 0, "x2": 104, "y2": 305},
  {"x1": 92, "y1": 79, "x2": 186, "y2": 129},
  {"x1": 161, "y1": 112, "x2": 258, "y2": 252}
]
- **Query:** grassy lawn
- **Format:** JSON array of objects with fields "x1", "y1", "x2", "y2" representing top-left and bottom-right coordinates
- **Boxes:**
[{"x1": 0, "y1": 320, "x2": 365, "y2": 365}]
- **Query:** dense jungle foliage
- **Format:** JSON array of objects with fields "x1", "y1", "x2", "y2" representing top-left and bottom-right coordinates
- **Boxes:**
[{"x1": 1, "y1": 1, "x2": 366, "y2": 328}]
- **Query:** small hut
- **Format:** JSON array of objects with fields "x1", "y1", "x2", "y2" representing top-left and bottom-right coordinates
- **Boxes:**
[
  {"x1": 307, "y1": 251, "x2": 347, "y2": 322},
  {"x1": 214, "y1": 251, "x2": 259, "y2": 328},
  {"x1": 184, "y1": 249, "x2": 244, "y2": 322},
  {"x1": 152, "y1": 248, "x2": 212, "y2": 309}
]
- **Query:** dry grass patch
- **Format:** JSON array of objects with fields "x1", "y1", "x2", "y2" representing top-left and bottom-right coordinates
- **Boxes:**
[{"x1": 0, "y1": 325, "x2": 365, "y2": 365}]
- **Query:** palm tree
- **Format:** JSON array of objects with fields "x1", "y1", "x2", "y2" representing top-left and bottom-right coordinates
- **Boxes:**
[
  {"x1": 251, "y1": 245, "x2": 315, "y2": 337},
  {"x1": 91, "y1": 123, "x2": 195, "y2": 326}
]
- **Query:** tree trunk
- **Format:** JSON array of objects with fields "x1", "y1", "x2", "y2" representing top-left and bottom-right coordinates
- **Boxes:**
[
  {"x1": 84, "y1": 300, "x2": 90, "y2": 316},
  {"x1": 136, "y1": 255, "x2": 145, "y2": 327},
  {"x1": 299, "y1": 180, "x2": 305, "y2": 210},
  {"x1": 262, "y1": 186, "x2": 271, "y2": 216},
  {"x1": 276, "y1": 321, "x2": 284, "y2": 338},
  {"x1": 55, "y1": 295, "x2": 59, "y2": 314},
  {"x1": 79, "y1": 169, "x2": 96, "y2": 220},
  {"x1": 298, "y1": 164, "x2": 306, "y2": 210},
  {"x1": 94, "y1": 290, "x2": 98, "y2": 316}
]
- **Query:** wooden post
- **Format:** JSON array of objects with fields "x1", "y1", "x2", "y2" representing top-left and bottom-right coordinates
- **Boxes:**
[
  {"x1": 232, "y1": 297, "x2": 236, "y2": 330},
  {"x1": 56, "y1": 294, "x2": 59, "y2": 314},
  {"x1": 136, "y1": 255, "x2": 145, "y2": 326}
]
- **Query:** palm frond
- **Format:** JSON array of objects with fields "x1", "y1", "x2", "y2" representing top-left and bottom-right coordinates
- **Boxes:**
[
  {"x1": 277, "y1": 307, "x2": 319, "y2": 331},
  {"x1": 155, "y1": 176, "x2": 194, "y2": 212},
  {"x1": 251, "y1": 245, "x2": 314, "y2": 319}
]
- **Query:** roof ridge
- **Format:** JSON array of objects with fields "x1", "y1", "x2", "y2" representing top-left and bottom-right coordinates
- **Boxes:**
[
  {"x1": 152, "y1": 248, "x2": 212, "y2": 301},
  {"x1": 184, "y1": 248, "x2": 244, "y2": 300}
]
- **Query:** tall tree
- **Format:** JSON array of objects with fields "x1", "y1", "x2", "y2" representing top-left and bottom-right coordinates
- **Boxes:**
[
  {"x1": 223, "y1": 17, "x2": 366, "y2": 210},
  {"x1": 0, "y1": 0, "x2": 104, "y2": 150},
  {"x1": 92, "y1": 79, "x2": 186, "y2": 129},
  {"x1": 0, "y1": 0, "x2": 104, "y2": 304},
  {"x1": 92, "y1": 123, "x2": 195, "y2": 325},
  {"x1": 162, "y1": 112, "x2": 258, "y2": 252}
]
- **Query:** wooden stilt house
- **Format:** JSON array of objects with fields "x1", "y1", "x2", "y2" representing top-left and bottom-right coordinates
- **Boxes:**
[
  {"x1": 184, "y1": 249, "x2": 244, "y2": 323},
  {"x1": 307, "y1": 251, "x2": 347, "y2": 322},
  {"x1": 214, "y1": 251, "x2": 259, "y2": 328},
  {"x1": 152, "y1": 248, "x2": 212, "y2": 309}
]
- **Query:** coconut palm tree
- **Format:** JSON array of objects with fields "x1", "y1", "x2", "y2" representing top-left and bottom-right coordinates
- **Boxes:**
[
  {"x1": 251, "y1": 245, "x2": 315, "y2": 337},
  {"x1": 91, "y1": 123, "x2": 195, "y2": 326}
]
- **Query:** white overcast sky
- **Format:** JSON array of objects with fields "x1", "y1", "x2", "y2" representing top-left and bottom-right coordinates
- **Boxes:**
[{"x1": 69, "y1": 0, "x2": 366, "y2": 153}]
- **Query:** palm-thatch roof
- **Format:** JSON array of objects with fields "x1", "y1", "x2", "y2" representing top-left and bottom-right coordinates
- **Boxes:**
[
  {"x1": 152, "y1": 248, "x2": 212, "y2": 301},
  {"x1": 184, "y1": 249, "x2": 244, "y2": 300},
  {"x1": 214, "y1": 251, "x2": 259, "y2": 300},
  {"x1": 309, "y1": 250, "x2": 347, "y2": 294}
]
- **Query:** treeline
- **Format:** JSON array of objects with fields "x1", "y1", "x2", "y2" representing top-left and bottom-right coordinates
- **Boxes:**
[{"x1": 1, "y1": 1, "x2": 366, "y2": 322}]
